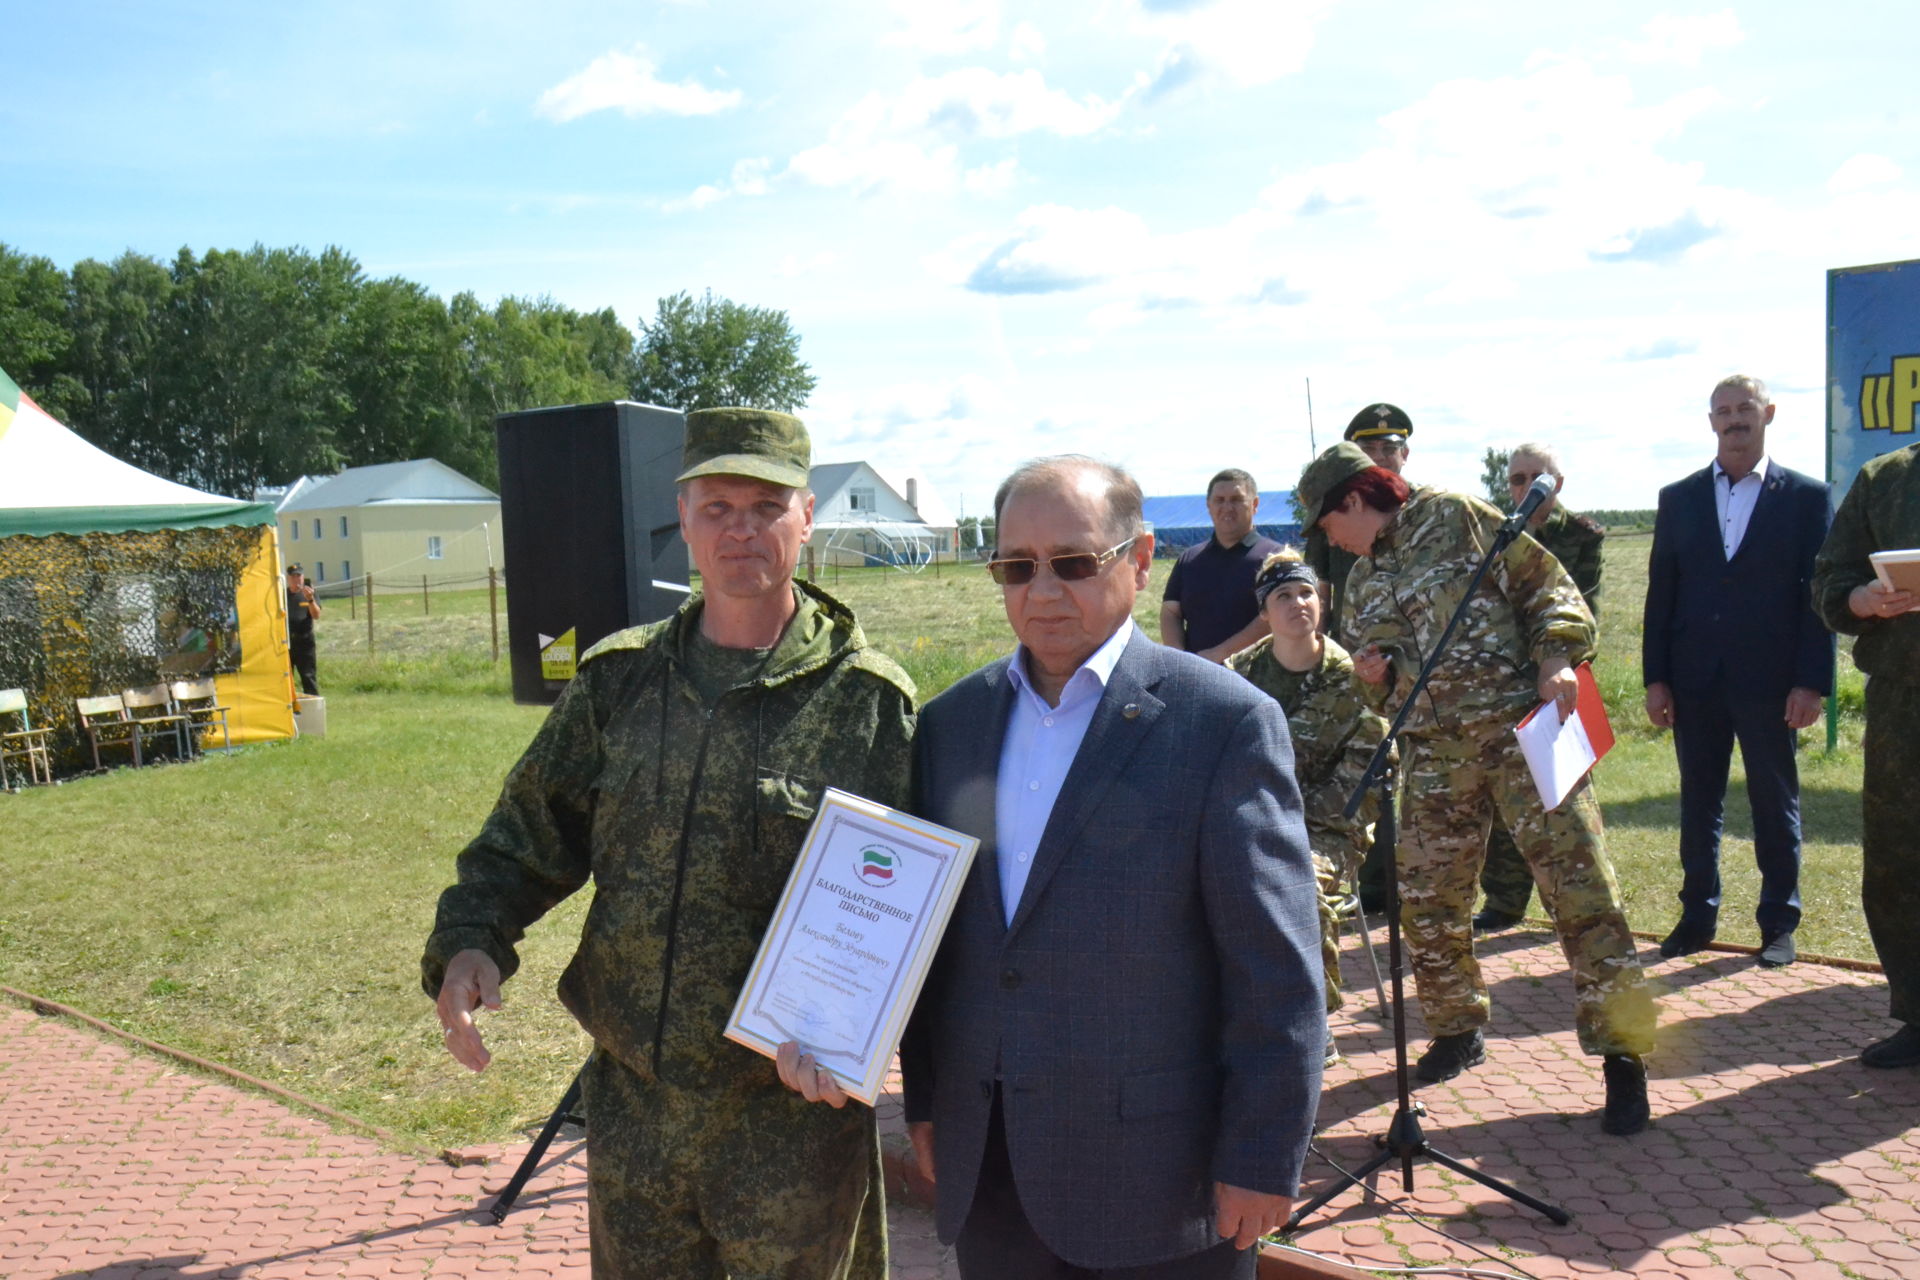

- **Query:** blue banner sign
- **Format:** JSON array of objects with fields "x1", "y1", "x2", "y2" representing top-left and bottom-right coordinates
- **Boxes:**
[{"x1": 1828, "y1": 258, "x2": 1920, "y2": 505}]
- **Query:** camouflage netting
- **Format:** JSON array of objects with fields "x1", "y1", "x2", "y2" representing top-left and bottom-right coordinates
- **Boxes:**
[{"x1": 0, "y1": 525, "x2": 257, "y2": 774}]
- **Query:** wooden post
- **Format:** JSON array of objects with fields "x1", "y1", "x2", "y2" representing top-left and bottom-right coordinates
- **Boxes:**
[
  {"x1": 489, "y1": 566, "x2": 500, "y2": 663},
  {"x1": 805, "y1": 545, "x2": 816, "y2": 584},
  {"x1": 350, "y1": 577, "x2": 357, "y2": 620},
  {"x1": 422, "y1": 573, "x2": 430, "y2": 616},
  {"x1": 366, "y1": 572, "x2": 375, "y2": 656}
]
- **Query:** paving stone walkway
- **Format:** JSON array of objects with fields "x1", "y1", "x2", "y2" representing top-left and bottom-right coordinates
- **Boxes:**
[{"x1": 2, "y1": 929, "x2": 1915, "y2": 1279}]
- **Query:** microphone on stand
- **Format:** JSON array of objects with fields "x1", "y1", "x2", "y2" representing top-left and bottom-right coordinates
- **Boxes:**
[{"x1": 1501, "y1": 475, "x2": 1558, "y2": 538}]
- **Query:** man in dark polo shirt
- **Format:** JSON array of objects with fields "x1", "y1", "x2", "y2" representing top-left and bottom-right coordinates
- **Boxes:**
[{"x1": 1160, "y1": 468, "x2": 1283, "y2": 662}]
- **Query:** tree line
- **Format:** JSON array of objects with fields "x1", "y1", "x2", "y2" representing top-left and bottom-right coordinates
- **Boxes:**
[{"x1": 0, "y1": 242, "x2": 815, "y2": 496}]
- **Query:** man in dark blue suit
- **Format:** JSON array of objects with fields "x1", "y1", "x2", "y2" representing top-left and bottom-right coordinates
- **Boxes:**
[
  {"x1": 1642, "y1": 374, "x2": 1833, "y2": 967},
  {"x1": 899, "y1": 456, "x2": 1322, "y2": 1278}
]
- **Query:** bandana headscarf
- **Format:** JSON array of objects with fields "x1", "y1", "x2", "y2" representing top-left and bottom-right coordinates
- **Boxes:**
[{"x1": 1252, "y1": 559, "x2": 1319, "y2": 608}]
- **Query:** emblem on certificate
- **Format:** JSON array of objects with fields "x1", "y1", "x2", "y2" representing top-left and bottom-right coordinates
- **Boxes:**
[{"x1": 725, "y1": 787, "x2": 979, "y2": 1105}]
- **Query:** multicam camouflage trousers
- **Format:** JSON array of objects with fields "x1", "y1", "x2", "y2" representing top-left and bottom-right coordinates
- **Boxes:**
[
  {"x1": 1312, "y1": 845, "x2": 1361, "y2": 1013},
  {"x1": 1397, "y1": 731, "x2": 1656, "y2": 1058},
  {"x1": 1863, "y1": 675, "x2": 1920, "y2": 1026},
  {"x1": 581, "y1": 1048, "x2": 886, "y2": 1280}
]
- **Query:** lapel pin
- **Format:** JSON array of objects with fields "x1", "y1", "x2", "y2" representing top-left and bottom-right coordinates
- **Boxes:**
[{"x1": 1122, "y1": 702, "x2": 1141, "y2": 719}]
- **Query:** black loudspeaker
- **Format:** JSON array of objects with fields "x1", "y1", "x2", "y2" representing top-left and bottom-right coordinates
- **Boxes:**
[{"x1": 495, "y1": 401, "x2": 688, "y2": 705}]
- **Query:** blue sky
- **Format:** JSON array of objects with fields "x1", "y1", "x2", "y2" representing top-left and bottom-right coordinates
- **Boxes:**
[{"x1": 6, "y1": 1, "x2": 1918, "y2": 514}]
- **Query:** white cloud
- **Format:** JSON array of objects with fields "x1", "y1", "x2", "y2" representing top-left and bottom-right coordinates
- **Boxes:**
[
  {"x1": 1131, "y1": 0, "x2": 1343, "y2": 92},
  {"x1": 1009, "y1": 21, "x2": 1047, "y2": 62},
  {"x1": 662, "y1": 156, "x2": 772, "y2": 212},
  {"x1": 1251, "y1": 58, "x2": 1726, "y2": 285},
  {"x1": 1829, "y1": 153, "x2": 1903, "y2": 195},
  {"x1": 784, "y1": 68, "x2": 1122, "y2": 194},
  {"x1": 1620, "y1": 10, "x2": 1744, "y2": 66},
  {"x1": 952, "y1": 204, "x2": 1158, "y2": 294},
  {"x1": 964, "y1": 158, "x2": 1020, "y2": 195},
  {"x1": 535, "y1": 45, "x2": 742, "y2": 122},
  {"x1": 883, "y1": 0, "x2": 1000, "y2": 53}
]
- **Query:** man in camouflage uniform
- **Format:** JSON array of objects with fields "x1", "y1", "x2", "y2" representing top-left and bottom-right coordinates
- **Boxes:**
[
  {"x1": 1812, "y1": 440, "x2": 1920, "y2": 1068},
  {"x1": 1476, "y1": 442, "x2": 1607, "y2": 933},
  {"x1": 1305, "y1": 403, "x2": 1416, "y2": 913},
  {"x1": 1298, "y1": 442, "x2": 1655, "y2": 1134},
  {"x1": 422, "y1": 408, "x2": 916, "y2": 1279},
  {"x1": 1228, "y1": 549, "x2": 1390, "y2": 1020}
]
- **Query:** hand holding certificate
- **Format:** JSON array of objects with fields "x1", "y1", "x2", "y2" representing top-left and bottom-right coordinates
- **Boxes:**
[
  {"x1": 727, "y1": 788, "x2": 979, "y2": 1105},
  {"x1": 1514, "y1": 662, "x2": 1615, "y2": 811}
]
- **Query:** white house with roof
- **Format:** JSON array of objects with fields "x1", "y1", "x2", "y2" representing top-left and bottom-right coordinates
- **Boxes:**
[
  {"x1": 273, "y1": 459, "x2": 501, "y2": 593},
  {"x1": 806, "y1": 461, "x2": 958, "y2": 566}
]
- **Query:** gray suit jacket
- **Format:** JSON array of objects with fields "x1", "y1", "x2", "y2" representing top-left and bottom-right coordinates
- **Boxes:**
[{"x1": 900, "y1": 628, "x2": 1324, "y2": 1268}]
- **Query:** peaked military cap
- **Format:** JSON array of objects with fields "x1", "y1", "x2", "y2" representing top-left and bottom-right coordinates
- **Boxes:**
[
  {"x1": 676, "y1": 407, "x2": 811, "y2": 488},
  {"x1": 1296, "y1": 442, "x2": 1376, "y2": 528},
  {"x1": 1346, "y1": 402, "x2": 1413, "y2": 445}
]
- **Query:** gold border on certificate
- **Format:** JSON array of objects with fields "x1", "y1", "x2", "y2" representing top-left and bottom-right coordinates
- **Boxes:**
[{"x1": 725, "y1": 787, "x2": 979, "y2": 1105}]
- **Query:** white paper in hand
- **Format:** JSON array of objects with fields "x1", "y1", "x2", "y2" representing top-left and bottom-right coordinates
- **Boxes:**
[{"x1": 1514, "y1": 699, "x2": 1598, "y2": 811}]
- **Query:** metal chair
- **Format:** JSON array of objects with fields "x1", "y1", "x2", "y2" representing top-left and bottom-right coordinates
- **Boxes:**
[
  {"x1": 1330, "y1": 862, "x2": 1391, "y2": 1021},
  {"x1": 122, "y1": 684, "x2": 194, "y2": 762},
  {"x1": 0, "y1": 688, "x2": 55, "y2": 788},
  {"x1": 169, "y1": 677, "x2": 233, "y2": 756},
  {"x1": 75, "y1": 695, "x2": 143, "y2": 770}
]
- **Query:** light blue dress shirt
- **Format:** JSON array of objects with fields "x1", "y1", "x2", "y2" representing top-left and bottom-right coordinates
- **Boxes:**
[{"x1": 995, "y1": 620, "x2": 1136, "y2": 927}]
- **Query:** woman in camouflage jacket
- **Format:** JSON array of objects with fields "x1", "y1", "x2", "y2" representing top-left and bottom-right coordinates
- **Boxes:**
[
  {"x1": 1228, "y1": 547, "x2": 1387, "y2": 1020},
  {"x1": 1294, "y1": 442, "x2": 1655, "y2": 1135}
]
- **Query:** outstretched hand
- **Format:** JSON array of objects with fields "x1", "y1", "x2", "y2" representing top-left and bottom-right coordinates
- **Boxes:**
[{"x1": 435, "y1": 949, "x2": 502, "y2": 1072}]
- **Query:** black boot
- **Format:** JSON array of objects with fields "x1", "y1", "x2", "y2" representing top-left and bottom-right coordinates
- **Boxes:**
[
  {"x1": 1861, "y1": 1024, "x2": 1920, "y2": 1069},
  {"x1": 1472, "y1": 907, "x2": 1523, "y2": 935},
  {"x1": 1414, "y1": 1029, "x2": 1486, "y2": 1084},
  {"x1": 1601, "y1": 1054, "x2": 1649, "y2": 1135},
  {"x1": 1657, "y1": 917, "x2": 1716, "y2": 959}
]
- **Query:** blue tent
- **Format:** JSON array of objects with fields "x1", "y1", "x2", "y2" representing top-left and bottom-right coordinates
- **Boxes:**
[{"x1": 1142, "y1": 490, "x2": 1299, "y2": 554}]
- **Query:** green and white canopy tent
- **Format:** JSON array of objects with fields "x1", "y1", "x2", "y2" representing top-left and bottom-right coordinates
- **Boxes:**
[
  {"x1": 0, "y1": 367, "x2": 297, "y2": 759},
  {"x1": 0, "y1": 370, "x2": 273, "y2": 535}
]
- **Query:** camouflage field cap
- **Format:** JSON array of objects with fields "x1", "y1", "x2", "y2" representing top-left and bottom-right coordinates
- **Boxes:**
[
  {"x1": 675, "y1": 407, "x2": 811, "y2": 488},
  {"x1": 1296, "y1": 442, "x2": 1376, "y2": 528},
  {"x1": 1346, "y1": 402, "x2": 1413, "y2": 445}
]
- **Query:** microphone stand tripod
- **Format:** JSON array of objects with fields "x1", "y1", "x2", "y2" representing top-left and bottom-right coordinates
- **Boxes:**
[
  {"x1": 1284, "y1": 509, "x2": 1570, "y2": 1233},
  {"x1": 489, "y1": 1058, "x2": 589, "y2": 1223}
]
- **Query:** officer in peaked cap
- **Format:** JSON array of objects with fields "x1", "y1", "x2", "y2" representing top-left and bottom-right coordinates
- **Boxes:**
[
  {"x1": 1345, "y1": 403, "x2": 1413, "y2": 474},
  {"x1": 424, "y1": 406, "x2": 917, "y2": 1278}
]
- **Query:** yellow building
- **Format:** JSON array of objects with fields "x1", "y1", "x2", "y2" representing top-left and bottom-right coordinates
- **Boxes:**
[{"x1": 275, "y1": 459, "x2": 502, "y2": 596}]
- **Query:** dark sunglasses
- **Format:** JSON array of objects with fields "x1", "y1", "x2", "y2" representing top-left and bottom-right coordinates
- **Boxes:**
[{"x1": 987, "y1": 536, "x2": 1137, "y2": 586}]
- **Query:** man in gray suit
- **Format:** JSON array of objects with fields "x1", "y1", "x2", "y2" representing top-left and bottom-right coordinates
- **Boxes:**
[{"x1": 893, "y1": 455, "x2": 1322, "y2": 1277}]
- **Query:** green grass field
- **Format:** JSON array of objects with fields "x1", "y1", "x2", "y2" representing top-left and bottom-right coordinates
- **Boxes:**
[{"x1": 0, "y1": 537, "x2": 1873, "y2": 1149}]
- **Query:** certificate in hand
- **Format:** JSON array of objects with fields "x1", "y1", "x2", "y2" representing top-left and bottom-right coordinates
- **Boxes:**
[{"x1": 725, "y1": 787, "x2": 979, "y2": 1105}]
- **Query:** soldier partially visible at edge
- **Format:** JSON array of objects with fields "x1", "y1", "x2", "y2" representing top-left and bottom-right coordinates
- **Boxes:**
[
  {"x1": 1474, "y1": 442, "x2": 1606, "y2": 935},
  {"x1": 421, "y1": 408, "x2": 916, "y2": 1279},
  {"x1": 1227, "y1": 547, "x2": 1390, "y2": 1055},
  {"x1": 1811, "y1": 439, "x2": 1920, "y2": 1070},
  {"x1": 1296, "y1": 441, "x2": 1656, "y2": 1134}
]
